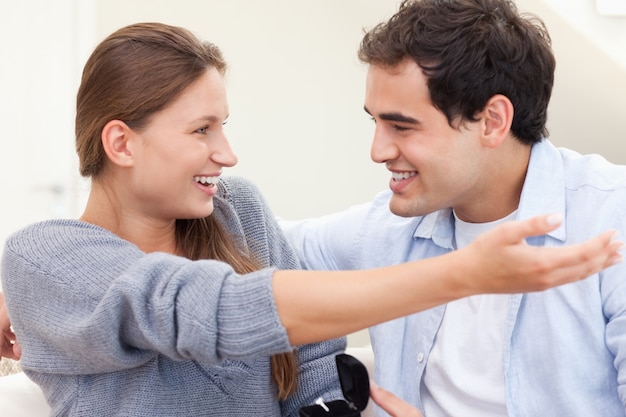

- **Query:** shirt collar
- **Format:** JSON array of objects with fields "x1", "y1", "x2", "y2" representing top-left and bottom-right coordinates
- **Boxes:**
[
  {"x1": 411, "y1": 139, "x2": 566, "y2": 248},
  {"x1": 519, "y1": 139, "x2": 566, "y2": 242}
]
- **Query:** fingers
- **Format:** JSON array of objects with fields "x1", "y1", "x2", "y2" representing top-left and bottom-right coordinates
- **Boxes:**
[
  {"x1": 490, "y1": 213, "x2": 564, "y2": 245},
  {"x1": 552, "y1": 229, "x2": 618, "y2": 270},
  {"x1": 1, "y1": 327, "x2": 21, "y2": 361},
  {"x1": 369, "y1": 380, "x2": 423, "y2": 417},
  {"x1": 1, "y1": 332, "x2": 21, "y2": 361},
  {"x1": 609, "y1": 241, "x2": 625, "y2": 266},
  {"x1": 577, "y1": 230, "x2": 623, "y2": 271},
  {"x1": 0, "y1": 291, "x2": 21, "y2": 361},
  {"x1": 467, "y1": 215, "x2": 624, "y2": 295},
  {"x1": 531, "y1": 231, "x2": 623, "y2": 288},
  {"x1": 495, "y1": 214, "x2": 623, "y2": 271},
  {"x1": 1, "y1": 339, "x2": 21, "y2": 361},
  {"x1": 14, "y1": 338, "x2": 22, "y2": 358}
]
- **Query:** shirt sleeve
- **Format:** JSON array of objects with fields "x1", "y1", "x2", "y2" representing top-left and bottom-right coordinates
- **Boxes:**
[{"x1": 279, "y1": 202, "x2": 373, "y2": 271}]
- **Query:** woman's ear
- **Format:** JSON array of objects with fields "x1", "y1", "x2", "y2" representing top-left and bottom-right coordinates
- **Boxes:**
[
  {"x1": 480, "y1": 94, "x2": 514, "y2": 148},
  {"x1": 101, "y1": 120, "x2": 135, "y2": 167}
]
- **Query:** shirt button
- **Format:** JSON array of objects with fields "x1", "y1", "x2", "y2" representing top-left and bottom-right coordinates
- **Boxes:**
[{"x1": 417, "y1": 353, "x2": 424, "y2": 363}]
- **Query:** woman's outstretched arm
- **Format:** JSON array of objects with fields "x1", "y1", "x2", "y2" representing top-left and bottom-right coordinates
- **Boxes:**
[
  {"x1": 274, "y1": 213, "x2": 622, "y2": 345},
  {"x1": 0, "y1": 214, "x2": 622, "y2": 361}
]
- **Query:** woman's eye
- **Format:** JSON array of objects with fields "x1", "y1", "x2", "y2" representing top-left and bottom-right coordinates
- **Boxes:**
[{"x1": 196, "y1": 125, "x2": 209, "y2": 134}]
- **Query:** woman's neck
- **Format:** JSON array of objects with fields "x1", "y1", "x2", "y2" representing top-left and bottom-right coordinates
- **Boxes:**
[{"x1": 80, "y1": 183, "x2": 179, "y2": 255}]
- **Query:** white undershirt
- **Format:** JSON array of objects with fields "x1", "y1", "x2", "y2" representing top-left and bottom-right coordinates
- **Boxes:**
[{"x1": 421, "y1": 210, "x2": 518, "y2": 417}]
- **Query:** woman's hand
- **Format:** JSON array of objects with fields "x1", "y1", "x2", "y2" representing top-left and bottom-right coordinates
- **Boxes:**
[
  {"x1": 460, "y1": 213, "x2": 623, "y2": 295},
  {"x1": 0, "y1": 292, "x2": 21, "y2": 361}
]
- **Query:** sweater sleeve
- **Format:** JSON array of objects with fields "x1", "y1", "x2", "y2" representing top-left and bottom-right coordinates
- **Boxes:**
[
  {"x1": 1, "y1": 220, "x2": 292, "y2": 375},
  {"x1": 280, "y1": 338, "x2": 347, "y2": 417}
]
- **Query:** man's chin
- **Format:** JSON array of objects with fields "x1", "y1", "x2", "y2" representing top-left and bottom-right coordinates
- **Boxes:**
[
  {"x1": 388, "y1": 192, "x2": 440, "y2": 218},
  {"x1": 389, "y1": 199, "x2": 420, "y2": 218}
]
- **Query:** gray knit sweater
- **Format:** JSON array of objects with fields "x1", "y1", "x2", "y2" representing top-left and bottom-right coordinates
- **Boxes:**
[{"x1": 1, "y1": 176, "x2": 345, "y2": 416}]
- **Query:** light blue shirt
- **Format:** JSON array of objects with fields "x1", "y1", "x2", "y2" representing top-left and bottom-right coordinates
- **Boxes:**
[{"x1": 282, "y1": 139, "x2": 626, "y2": 416}]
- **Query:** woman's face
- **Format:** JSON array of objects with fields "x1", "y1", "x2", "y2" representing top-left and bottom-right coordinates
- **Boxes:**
[{"x1": 124, "y1": 67, "x2": 237, "y2": 222}]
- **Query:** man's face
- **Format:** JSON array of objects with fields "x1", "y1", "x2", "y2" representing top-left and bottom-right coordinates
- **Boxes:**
[{"x1": 364, "y1": 60, "x2": 492, "y2": 221}]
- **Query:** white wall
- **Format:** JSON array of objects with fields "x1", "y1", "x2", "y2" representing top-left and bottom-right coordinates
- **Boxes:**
[
  {"x1": 90, "y1": 0, "x2": 626, "y2": 222},
  {"x1": 541, "y1": 0, "x2": 626, "y2": 69},
  {"x1": 91, "y1": 0, "x2": 400, "y2": 221},
  {"x1": 518, "y1": 0, "x2": 626, "y2": 161},
  {"x1": 1, "y1": 0, "x2": 84, "y2": 262},
  {"x1": 3, "y1": 0, "x2": 625, "y2": 227}
]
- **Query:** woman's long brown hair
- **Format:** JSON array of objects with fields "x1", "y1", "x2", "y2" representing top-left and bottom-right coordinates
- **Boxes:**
[
  {"x1": 176, "y1": 217, "x2": 298, "y2": 399},
  {"x1": 75, "y1": 22, "x2": 298, "y2": 400}
]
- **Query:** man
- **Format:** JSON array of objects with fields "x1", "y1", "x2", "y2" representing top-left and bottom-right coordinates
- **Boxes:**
[
  {"x1": 1, "y1": 1, "x2": 625, "y2": 415},
  {"x1": 282, "y1": 0, "x2": 626, "y2": 415}
]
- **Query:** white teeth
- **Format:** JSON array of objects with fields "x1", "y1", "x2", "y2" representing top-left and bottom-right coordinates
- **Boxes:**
[
  {"x1": 391, "y1": 171, "x2": 417, "y2": 181},
  {"x1": 193, "y1": 176, "x2": 220, "y2": 186}
]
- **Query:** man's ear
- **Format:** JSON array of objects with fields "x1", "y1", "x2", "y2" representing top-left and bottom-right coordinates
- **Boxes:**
[
  {"x1": 480, "y1": 94, "x2": 514, "y2": 148},
  {"x1": 101, "y1": 120, "x2": 135, "y2": 167}
]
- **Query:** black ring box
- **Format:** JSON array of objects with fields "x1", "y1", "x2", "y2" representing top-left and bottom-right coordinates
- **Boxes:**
[{"x1": 299, "y1": 353, "x2": 370, "y2": 416}]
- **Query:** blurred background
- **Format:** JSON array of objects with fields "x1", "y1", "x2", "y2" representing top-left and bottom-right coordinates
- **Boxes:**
[{"x1": 1, "y1": 0, "x2": 625, "y2": 345}]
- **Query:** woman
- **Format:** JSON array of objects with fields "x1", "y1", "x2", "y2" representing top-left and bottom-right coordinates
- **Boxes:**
[{"x1": 0, "y1": 22, "x2": 620, "y2": 416}]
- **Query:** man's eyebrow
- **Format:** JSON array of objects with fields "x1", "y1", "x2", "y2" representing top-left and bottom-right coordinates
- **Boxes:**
[{"x1": 363, "y1": 106, "x2": 420, "y2": 124}]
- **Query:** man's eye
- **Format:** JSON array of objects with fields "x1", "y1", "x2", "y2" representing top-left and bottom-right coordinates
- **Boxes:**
[{"x1": 392, "y1": 124, "x2": 410, "y2": 132}]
